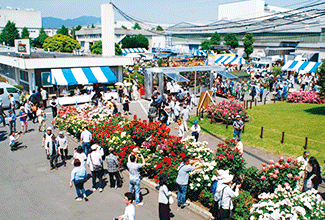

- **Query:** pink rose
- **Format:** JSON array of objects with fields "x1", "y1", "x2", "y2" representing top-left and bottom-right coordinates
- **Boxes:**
[
  {"x1": 262, "y1": 167, "x2": 267, "y2": 172},
  {"x1": 287, "y1": 174, "x2": 293, "y2": 179},
  {"x1": 273, "y1": 174, "x2": 278, "y2": 179},
  {"x1": 261, "y1": 175, "x2": 266, "y2": 180},
  {"x1": 279, "y1": 156, "x2": 284, "y2": 162}
]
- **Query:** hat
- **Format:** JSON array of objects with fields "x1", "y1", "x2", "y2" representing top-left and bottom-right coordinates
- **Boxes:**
[
  {"x1": 221, "y1": 174, "x2": 234, "y2": 184},
  {"x1": 159, "y1": 173, "x2": 168, "y2": 183},
  {"x1": 236, "y1": 115, "x2": 240, "y2": 118},
  {"x1": 133, "y1": 148, "x2": 140, "y2": 153},
  {"x1": 91, "y1": 144, "x2": 98, "y2": 150},
  {"x1": 194, "y1": 120, "x2": 198, "y2": 124},
  {"x1": 46, "y1": 127, "x2": 52, "y2": 131},
  {"x1": 20, "y1": 106, "x2": 24, "y2": 110},
  {"x1": 58, "y1": 131, "x2": 64, "y2": 135},
  {"x1": 217, "y1": 169, "x2": 230, "y2": 180}
]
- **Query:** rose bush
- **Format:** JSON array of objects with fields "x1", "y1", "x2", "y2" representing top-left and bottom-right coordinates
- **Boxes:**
[
  {"x1": 287, "y1": 91, "x2": 324, "y2": 104},
  {"x1": 206, "y1": 100, "x2": 249, "y2": 123}
]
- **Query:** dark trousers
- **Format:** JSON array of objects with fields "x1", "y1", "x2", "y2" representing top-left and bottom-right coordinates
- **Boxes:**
[
  {"x1": 159, "y1": 203, "x2": 170, "y2": 220},
  {"x1": 192, "y1": 132, "x2": 199, "y2": 142},
  {"x1": 28, "y1": 112, "x2": 33, "y2": 121},
  {"x1": 60, "y1": 148, "x2": 68, "y2": 161},
  {"x1": 43, "y1": 100, "x2": 47, "y2": 108},
  {"x1": 91, "y1": 170, "x2": 103, "y2": 189},
  {"x1": 52, "y1": 107, "x2": 57, "y2": 118},
  {"x1": 108, "y1": 171, "x2": 122, "y2": 188},
  {"x1": 74, "y1": 180, "x2": 86, "y2": 198},
  {"x1": 9, "y1": 121, "x2": 16, "y2": 134},
  {"x1": 50, "y1": 154, "x2": 58, "y2": 168},
  {"x1": 32, "y1": 111, "x2": 37, "y2": 123},
  {"x1": 0, "y1": 115, "x2": 5, "y2": 126}
]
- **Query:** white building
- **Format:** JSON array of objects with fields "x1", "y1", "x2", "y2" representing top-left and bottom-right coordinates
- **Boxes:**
[
  {"x1": 218, "y1": 0, "x2": 289, "y2": 20},
  {"x1": 0, "y1": 8, "x2": 42, "y2": 39}
]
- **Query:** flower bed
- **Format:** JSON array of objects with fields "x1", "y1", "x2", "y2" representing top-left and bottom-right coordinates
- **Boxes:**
[
  {"x1": 54, "y1": 105, "x2": 322, "y2": 218},
  {"x1": 287, "y1": 91, "x2": 324, "y2": 104},
  {"x1": 206, "y1": 100, "x2": 249, "y2": 123}
]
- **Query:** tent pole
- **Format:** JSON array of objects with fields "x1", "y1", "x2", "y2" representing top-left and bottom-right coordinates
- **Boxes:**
[{"x1": 194, "y1": 71, "x2": 197, "y2": 96}]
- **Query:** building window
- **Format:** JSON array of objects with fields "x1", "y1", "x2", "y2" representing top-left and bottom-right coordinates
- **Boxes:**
[
  {"x1": 41, "y1": 72, "x2": 51, "y2": 87},
  {"x1": 20, "y1": 70, "x2": 29, "y2": 82}
]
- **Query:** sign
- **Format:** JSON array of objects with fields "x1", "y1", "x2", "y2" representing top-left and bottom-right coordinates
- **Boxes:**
[{"x1": 15, "y1": 39, "x2": 31, "y2": 55}]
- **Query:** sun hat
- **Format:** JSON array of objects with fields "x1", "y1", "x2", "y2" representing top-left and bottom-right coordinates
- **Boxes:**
[
  {"x1": 58, "y1": 131, "x2": 64, "y2": 135},
  {"x1": 46, "y1": 127, "x2": 52, "y2": 131},
  {"x1": 194, "y1": 120, "x2": 198, "y2": 124},
  {"x1": 91, "y1": 144, "x2": 98, "y2": 150},
  {"x1": 217, "y1": 169, "x2": 230, "y2": 180},
  {"x1": 159, "y1": 173, "x2": 169, "y2": 183},
  {"x1": 236, "y1": 115, "x2": 240, "y2": 118},
  {"x1": 133, "y1": 148, "x2": 140, "y2": 153},
  {"x1": 221, "y1": 174, "x2": 234, "y2": 184},
  {"x1": 20, "y1": 106, "x2": 24, "y2": 110}
]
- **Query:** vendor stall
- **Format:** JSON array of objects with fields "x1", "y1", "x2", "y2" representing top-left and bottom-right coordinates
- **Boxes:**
[
  {"x1": 215, "y1": 56, "x2": 248, "y2": 65},
  {"x1": 281, "y1": 60, "x2": 321, "y2": 73}
]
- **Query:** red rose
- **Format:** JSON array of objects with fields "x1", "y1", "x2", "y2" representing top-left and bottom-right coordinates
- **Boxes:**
[
  {"x1": 294, "y1": 175, "x2": 299, "y2": 180},
  {"x1": 262, "y1": 163, "x2": 267, "y2": 167},
  {"x1": 287, "y1": 157, "x2": 292, "y2": 162},
  {"x1": 262, "y1": 167, "x2": 267, "y2": 172},
  {"x1": 284, "y1": 163, "x2": 290, "y2": 168},
  {"x1": 273, "y1": 174, "x2": 278, "y2": 179},
  {"x1": 261, "y1": 175, "x2": 266, "y2": 180}
]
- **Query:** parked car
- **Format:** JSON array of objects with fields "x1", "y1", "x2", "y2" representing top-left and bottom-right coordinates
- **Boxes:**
[{"x1": 0, "y1": 82, "x2": 21, "y2": 109}]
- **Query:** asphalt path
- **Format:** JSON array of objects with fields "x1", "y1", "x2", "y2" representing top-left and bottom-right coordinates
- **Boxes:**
[{"x1": 0, "y1": 108, "x2": 205, "y2": 220}]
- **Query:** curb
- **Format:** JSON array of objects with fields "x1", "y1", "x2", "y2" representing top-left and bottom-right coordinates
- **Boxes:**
[{"x1": 58, "y1": 128, "x2": 212, "y2": 220}]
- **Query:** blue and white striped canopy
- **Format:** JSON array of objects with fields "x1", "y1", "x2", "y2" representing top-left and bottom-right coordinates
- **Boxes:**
[
  {"x1": 281, "y1": 60, "x2": 321, "y2": 73},
  {"x1": 193, "y1": 50, "x2": 209, "y2": 57},
  {"x1": 50, "y1": 67, "x2": 117, "y2": 85},
  {"x1": 122, "y1": 48, "x2": 146, "y2": 54},
  {"x1": 215, "y1": 56, "x2": 248, "y2": 65}
]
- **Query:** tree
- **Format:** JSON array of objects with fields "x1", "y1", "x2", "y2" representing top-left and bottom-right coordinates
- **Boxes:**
[
  {"x1": 121, "y1": 25, "x2": 127, "y2": 30},
  {"x1": 21, "y1": 27, "x2": 30, "y2": 39},
  {"x1": 0, "y1": 20, "x2": 20, "y2": 46},
  {"x1": 210, "y1": 31, "x2": 221, "y2": 46},
  {"x1": 243, "y1": 33, "x2": 255, "y2": 58},
  {"x1": 43, "y1": 34, "x2": 80, "y2": 52},
  {"x1": 133, "y1": 23, "x2": 141, "y2": 30},
  {"x1": 156, "y1": 25, "x2": 164, "y2": 31},
  {"x1": 121, "y1": 34, "x2": 149, "y2": 50},
  {"x1": 89, "y1": 40, "x2": 123, "y2": 55},
  {"x1": 57, "y1": 25, "x2": 69, "y2": 36},
  {"x1": 70, "y1": 25, "x2": 82, "y2": 40},
  {"x1": 224, "y1": 33, "x2": 239, "y2": 49},
  {"x1": 91, "y1": 24, "x2": 95, "y2": 28},
  {"x1": 32, "y1": 27, "x2": 48, "y2": 48},
  {"x1": 316, "y1": 60, "x2": 325, "y2": 99},
  {"x1": 200, "y1": 40, "x2": 212, "y2": 50}
]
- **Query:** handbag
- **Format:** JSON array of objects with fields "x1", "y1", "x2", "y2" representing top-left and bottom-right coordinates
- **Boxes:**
[{"x1": 90, "y1": 153, "x2": 103, "y2": 172}]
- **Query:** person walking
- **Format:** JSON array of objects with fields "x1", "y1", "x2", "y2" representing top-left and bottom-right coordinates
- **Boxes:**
[
  {"x1": 148, "y1": 102, "x2": 157, "y2": 122},
  {"x1": 176, "y1": 157, "x2": 203, "y2": 208},
  {"x1": 24, "y1": 100, "x2": 33, "y2": 122},
  {"x1": 31, "y1": 102, "x2": 37, "y2": 123},
  {"x1": 158, "y1": 173, "x2": 172, "y2": 220},
  {"x1": 8, "y1": 109, "x2": 16, "y2": 134},
  {"x1": 18, "y1": 106, "x2": 28, "y2": 133},
  {"x1": 122, "y1": 95, "x2": 130, "y2": 116},
  {"x1": 87, "y1": 144, "x2": 104, "y2": 192},
  {"x1": 80, "y1": 126, "x2": 92, "y2": 156},
  {"x1": 8, "y1": 94, "x2": 16, "y2": 114},
  {"x1": 116, "y1": 192, "x2": 136, "y2": 220},
  {"x1": 73, "y1": 146, "x2": 87, "y2": 167},
  {"x1": 180, "y1": 105, "x2": 190, "y2": 132},
  {"x1": 50, "y1": 96, "x2": 58, "y2": 118},
  {"x1": 214, "y1": 174, "x2": 241, "y2": 220},
  {"x1": 106, "y1": 149, "x2": 122, "y2": 189},
  {"x1": 306, "y1": 157, "x2": 322, "y2": 190},
  {"x1": 44, "y1": 127, "x2": 59, "y2": 170},
  {"x1": 57, "y1": 131, "x2": 69, "y2": 164},
  {"x1": 232, "y1": 115, "x2": 244, "y2": 141},
  {"x1": 36, "y1": 106, "x2": 46, "y2": 132},
  {"x1": 0, "y1": 99, "x2": 6, "y2": 127},
  {"x1": 127, "y1": 154, "x2": 146, "y2": 206},
  {"x1": 41, "y1": 88, "x2": 48, "y2": 108},
  {"x1": 176, "y1": 119, "x2": 184, "y2": 140},
  {"x1": 70, "y1": 159, "x2": 89, "y2": 202},
  {"x1": 190, "y1": 120, "x2": 201, "y2": 142}
]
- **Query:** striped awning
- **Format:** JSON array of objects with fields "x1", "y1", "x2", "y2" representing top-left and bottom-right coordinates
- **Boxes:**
[
  {"x1": 122, "y1": 48, "x2": 146, "y2": 54},
  {"x1": 193, "y1": 50, "x2": 209, "y2": 57},
  {"x1": 50, "y1": 67, "x2": 117, "y2": 85},
  {"x1": 215, "y1": 56, "x2": 248, "y2": 65},
  {"x1": 281, "y1": 60, "x2": 321, "y2": 73}
]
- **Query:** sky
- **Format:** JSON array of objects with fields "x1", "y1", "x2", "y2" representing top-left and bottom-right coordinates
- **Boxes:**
[{"x1": 0, "y1": 0, "x2": 321, "y2": 24}]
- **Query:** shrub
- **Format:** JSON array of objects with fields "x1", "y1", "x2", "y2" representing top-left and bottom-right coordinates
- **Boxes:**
[
  {"x1": 241, "y1": 166, "x2": 263, "y2": 197},
  {"x1": 206, "y1": 100, "x2": 249, "y2": 123},
  {"x1": 233, "y1": 191, "x2": 254, "y2": 220},
  {"x1": 287, "y1": 91, "x2": 324, "y2": 104},
  {"x1": 0, "y1": 75, "x2": 8, "y2": 82},
  {"x1": 14, "y1": 85, "x2": 24, "y2": 91}
]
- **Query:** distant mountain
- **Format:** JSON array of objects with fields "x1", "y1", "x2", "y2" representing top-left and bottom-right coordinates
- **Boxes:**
[{"x1": 42, "y1": 16, "x2": 101, "y2": 28}]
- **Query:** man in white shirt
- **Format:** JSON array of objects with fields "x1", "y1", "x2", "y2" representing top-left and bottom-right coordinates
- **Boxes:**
[
  {"x1": 80, "y1": 126, "x2": 92, "y2": 156},
  {"x1": 180, "y1": 105, "x2": 190, "y2": 132},
  {"x1": 36, "y1": 106, "x2": 46, "y2": 132},
  {"x1": 56, "y1": 131, "x2": 69, "y2": 163},
  {"x1": 190, "y1": 120, "x2": 201, "y2": 142},
  {"x1": 176, "y1": 119, "x2": 185, "y2": 140},
  {"x1": 87, "y1": 144, "x2": 104, "y2": 192},
  {"x1": 116, "y1": 192, "x2": 136, "y2": 220},
  {"x1": 127, "y1": 154, "x2": 146, "y2": 206},
  {"x1": 40, "y1": 88, "x2": 48, "y2": 108},
  {"x1": 9, "y1": 94, "x2": 15, "y2": 114}
]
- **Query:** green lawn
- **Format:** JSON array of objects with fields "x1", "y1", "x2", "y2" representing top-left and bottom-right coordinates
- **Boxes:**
[{"x1": 189, "y1": 102, "x2": 325, "y2": 165}]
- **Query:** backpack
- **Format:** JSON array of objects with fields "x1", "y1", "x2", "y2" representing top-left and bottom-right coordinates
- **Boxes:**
[{"x1": 211, "y1": 180, "x2": 218, "y2": 194}]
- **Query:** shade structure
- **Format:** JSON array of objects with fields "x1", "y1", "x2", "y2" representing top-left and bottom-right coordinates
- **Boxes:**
[
  {"x1": 50, "y1": 67, "x2": 117, "y2": 85},
  {"x1": 163, "y1": 72, "x2": 190, "y2": 82},
  {"x1": 215, "y1": 56, "x2": 248, "y2": 65},
  {"x1": 281, "y1": 60, "x2": 321, "y2": 73},
  {"x1": 193, "y1": 50, "x2": 209, "y2": 57},
  {"x1": 122, "y1": 48, "x2": 146, "y2": 54},
  {"x1": 216, "y1": 71, "x2": 238, "y2": 79}
]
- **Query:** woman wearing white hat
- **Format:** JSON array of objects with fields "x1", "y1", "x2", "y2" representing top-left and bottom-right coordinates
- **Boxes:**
[{"x1": 214, "y1": 173, "x2": 241, "y2": 220}]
